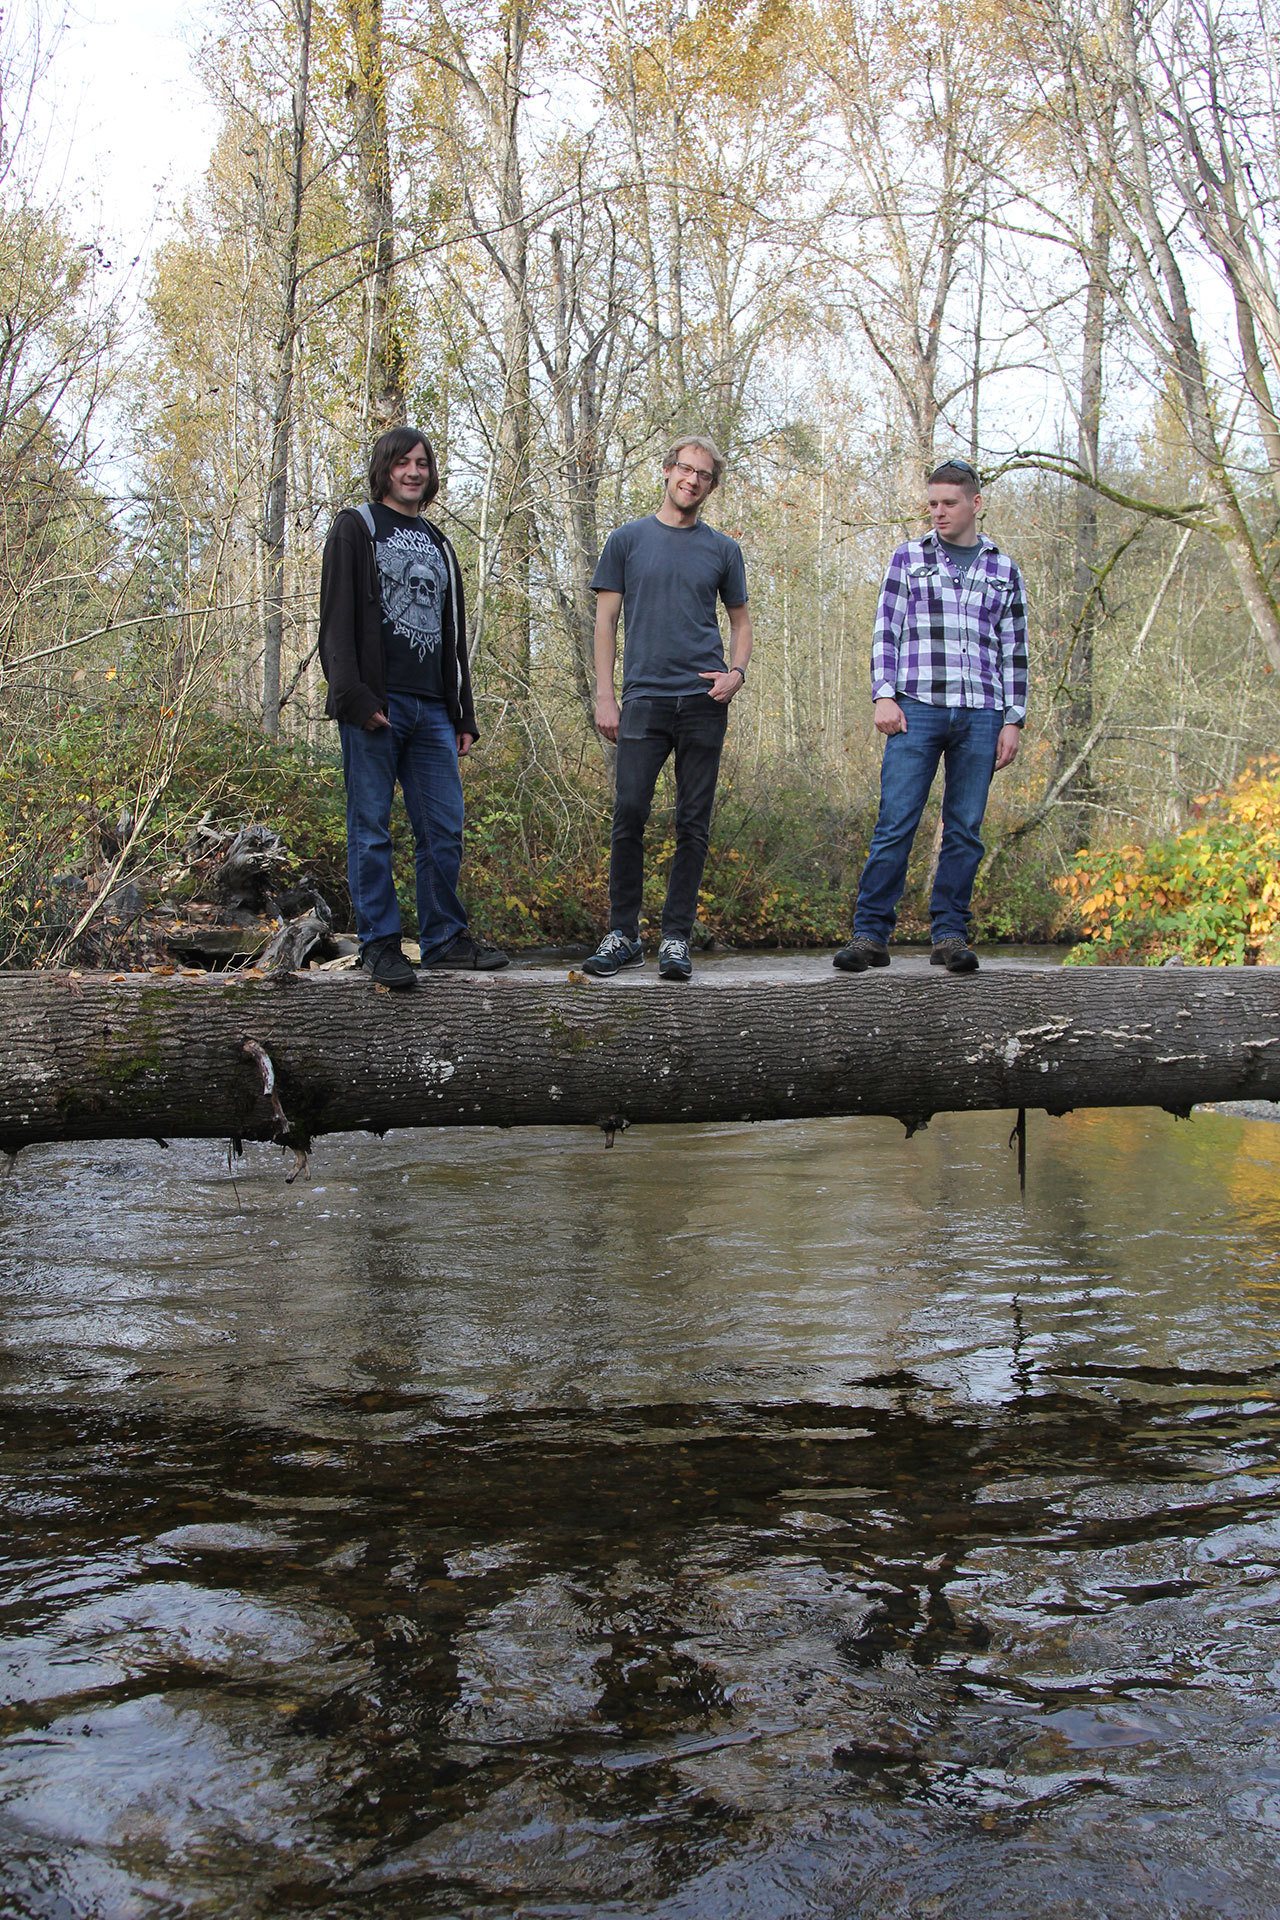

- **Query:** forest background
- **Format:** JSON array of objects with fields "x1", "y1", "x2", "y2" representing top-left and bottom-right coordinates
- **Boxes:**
[{"x1": 2, "y1": 0, "x2": 1280, "y2": 969}]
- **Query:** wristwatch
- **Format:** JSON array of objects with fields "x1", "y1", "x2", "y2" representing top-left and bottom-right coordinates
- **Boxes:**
[{"x1": 730, "y1": 664, "x2": 746, "y2": 683}]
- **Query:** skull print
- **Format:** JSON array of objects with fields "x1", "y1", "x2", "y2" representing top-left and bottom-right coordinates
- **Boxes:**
[{"x1": 376, "y1": 526, "x2": 447, "y2": 660}]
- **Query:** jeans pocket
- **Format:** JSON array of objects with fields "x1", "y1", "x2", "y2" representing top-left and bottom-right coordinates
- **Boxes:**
[{"x1": 691, "y1": 694, "x2": 729, "y2": 730}]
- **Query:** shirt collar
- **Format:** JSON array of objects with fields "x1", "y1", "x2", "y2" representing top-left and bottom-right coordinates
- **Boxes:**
[{"x1": 924, "y1": 528, "x2": 995, "y2": 554}]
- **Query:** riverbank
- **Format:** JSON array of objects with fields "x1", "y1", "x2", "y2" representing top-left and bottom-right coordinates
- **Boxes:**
[{"x1": 1, "y1": 710, "x2": 1066, "y2": 969}]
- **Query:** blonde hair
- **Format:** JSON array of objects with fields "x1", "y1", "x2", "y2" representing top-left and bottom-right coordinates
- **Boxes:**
[{"x1": 662, "y1": 433, "x2": 726, "y2": 490}]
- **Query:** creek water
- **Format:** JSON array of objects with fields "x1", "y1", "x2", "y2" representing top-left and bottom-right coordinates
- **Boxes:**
[{"x1": 1, "y1": 955, "x2": 1279, "y2": 1918}]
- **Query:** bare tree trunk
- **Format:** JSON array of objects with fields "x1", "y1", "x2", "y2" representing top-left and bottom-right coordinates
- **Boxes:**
[
  {"x1": 1054, "y1": 185, "x2": 1109, "y2": 848},
  {"x1": 611, "y1": 0, "x2": 665, "y2": 414},
  {"x1": 4, "y1": 967, "x2": 1279, "y2": 1153},
  {"x1": 491, "y1": 6, "x2": 534, "y2": 688},
  {"x1": 346, "y1": 0, "x2": 406, "y2": 432},
  {"x1": 549, "y1": 227, "x2": 602, "y2": 718},
  {"x1": 1107, "y1": 5, "x2": 1280, "y2": 669},
  {"x1": 261, "y1": 0, "x2": 312, "y2": 739}
]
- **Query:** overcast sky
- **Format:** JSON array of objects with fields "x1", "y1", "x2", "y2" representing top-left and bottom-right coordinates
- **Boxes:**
[{"x1": 36, "y1": 0, "x2": 217, "y2": 258}]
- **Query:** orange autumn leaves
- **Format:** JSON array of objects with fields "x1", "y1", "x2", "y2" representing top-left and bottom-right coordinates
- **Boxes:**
[{"x1": 1060, "y1": 758, "x2": 1280, "y2": 966}]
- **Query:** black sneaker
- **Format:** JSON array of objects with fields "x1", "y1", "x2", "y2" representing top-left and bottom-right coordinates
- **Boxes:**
[
  {"x1": 832, "y1": 936, "x2": 891, "y2": 973},
  {"x1": 360, "y1": 937, "x2": 417, "y2": 990},
  {"x1": 930, "y1": 937, "x2": 979, "y2": 973},
  {"x1": 421, "y1": 932, "x2": 510, "y2": 971},
  {"x1": 583, "y1": 930, "x2": 644, "y2": 977},
  {"x1": 658, "y1": 937, "x2": 693, "y2": 981}
]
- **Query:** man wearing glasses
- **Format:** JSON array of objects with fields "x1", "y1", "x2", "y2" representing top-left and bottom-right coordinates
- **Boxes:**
[
  {"x1": 834, "y1": 458, "x2": 1028, "y2": 976},
  {"x1": 585, "y1": 434, "x2": 752, "y2": 981}
]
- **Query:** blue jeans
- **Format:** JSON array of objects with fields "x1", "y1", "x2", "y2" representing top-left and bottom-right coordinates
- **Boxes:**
[
  {"x1": 339, "y1": 692, "x2": 468, "y2": 960},
  {"x1": 854, "y1": 698, "x2": 1002, "y2": 943},
  {"x1": 610, "y1": 695, "x2": 729, "y2": 941}
]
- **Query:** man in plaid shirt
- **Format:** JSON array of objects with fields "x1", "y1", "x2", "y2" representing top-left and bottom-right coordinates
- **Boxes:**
[{"x1": 834, "y1": 459, "x2": 1028, "y2": 975}]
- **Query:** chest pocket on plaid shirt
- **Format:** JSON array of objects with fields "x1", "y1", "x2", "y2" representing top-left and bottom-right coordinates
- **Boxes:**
[
  {"x1": 976, "y1": 570, "x2": 1015, "y2": 618},
  {"x1": 907, "y1": 566, "x2": 944, "y2": 611}
]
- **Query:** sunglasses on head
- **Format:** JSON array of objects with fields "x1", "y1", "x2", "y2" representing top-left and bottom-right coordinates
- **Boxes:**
[{"x1": 930, "y1": 457, "x2": 981, "y2": 483}]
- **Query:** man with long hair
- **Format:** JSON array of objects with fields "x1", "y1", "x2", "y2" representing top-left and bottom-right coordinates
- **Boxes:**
[
  {"x1": 318, "y1": 427, "x2": 508, "y2": 989},
  {"x1": 585, "y1": 434, "x2": 752, "y2": 982}
]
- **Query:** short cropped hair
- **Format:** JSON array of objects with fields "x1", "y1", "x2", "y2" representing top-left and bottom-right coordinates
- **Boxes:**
[
  {"x1": 663, "y1": 433, "x2": 726, "y2": 490},
  {"x1": 368, "y1": 427, "x2": 440, "y2": 507},
  {"x1": 928, "y1": 458, "x2": 981, "y2": 495}
]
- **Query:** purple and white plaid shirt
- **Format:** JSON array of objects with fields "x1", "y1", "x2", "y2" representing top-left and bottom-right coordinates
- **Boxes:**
[{"x1": 871, "y1": 531, "x2": 1028, "y2": 724}]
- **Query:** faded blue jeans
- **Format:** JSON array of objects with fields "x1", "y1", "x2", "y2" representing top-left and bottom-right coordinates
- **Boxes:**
[
  {"x1": 853, "y1": 697, "x2": 1003, "y2": 944},
  {"x1": 339, "y1": 691, "x2": 468, "y2": 961}
]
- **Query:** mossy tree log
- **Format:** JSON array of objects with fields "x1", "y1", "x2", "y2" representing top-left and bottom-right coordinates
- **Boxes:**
[{"x1": 1, "y1": 967, "x2": 1278, "y2": 1154}]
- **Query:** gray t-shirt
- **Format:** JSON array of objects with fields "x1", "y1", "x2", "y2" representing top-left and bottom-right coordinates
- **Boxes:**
[
  {"x1": 939, "y1": 537, "x2": 984, "y2": 581},
  {"x1": 591, "y1": 515, "x2": 749, "y2": 701}
]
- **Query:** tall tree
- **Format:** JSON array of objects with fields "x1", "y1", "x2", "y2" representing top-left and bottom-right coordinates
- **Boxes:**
[
  {"x1": 1021, "y1": 0, "x2": 1280, "y2": 671},
  {"x1": 261, "y1": 0, "x2": 313, "y2": 738},
  {"x1": 814, "y1": 0, "x2": 1013, "y2": 488},
  {"x1": 410, "y1": 0, "x2": 537, "y2": 686},
  {"x1": 344, "y1": 0, "x2": 407, "y2": 431}
]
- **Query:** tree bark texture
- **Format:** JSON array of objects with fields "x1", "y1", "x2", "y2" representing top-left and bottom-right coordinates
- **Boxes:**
[
  {"x1": 345, "y1": 0, "x2": 406, "y2": 432},
  {"x1": 2, "y1": 968, "x2": 1278, "y2": 1155},
  {"x1": 1053, "y1": 182, "x2": 1109, "y2": 845},
  {"x1": 260, "y1": 0, "x2": 312, "y2": 739}
]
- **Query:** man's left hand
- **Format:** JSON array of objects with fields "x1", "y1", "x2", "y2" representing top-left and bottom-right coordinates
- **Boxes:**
[
  {"x1": 701, "y1": 669, "x2": 743, "y2": 704},
  {"x1": 457, "y1": 732, "x2": 476, "y2": 757},
  {"x1": 995, "y1": 725, "x2": 1021, "y2": 772}
]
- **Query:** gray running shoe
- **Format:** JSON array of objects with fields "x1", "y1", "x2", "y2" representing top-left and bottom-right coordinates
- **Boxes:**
[
  {"x1": 658, "y1": 937, "x2": 693, "y2": 981},
  {"x1": 832, "y1": 936, "x2": 890, "y2": 973},
  {"x1": 583, "y1": 930, "x2": 644, "y2": 977}
]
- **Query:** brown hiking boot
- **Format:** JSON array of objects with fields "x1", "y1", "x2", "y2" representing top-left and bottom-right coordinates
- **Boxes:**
[
  {"x1": 930, "y1": 937, "x2": 979, "y2": 973},
  {"x1": 832, "y1": 936, "x2": 891, "y2": 973}
]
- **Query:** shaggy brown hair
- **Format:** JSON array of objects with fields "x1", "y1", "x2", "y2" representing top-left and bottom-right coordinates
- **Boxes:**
[{"x1": 367, "y1": 427, "x2": 440, "y2": 507}]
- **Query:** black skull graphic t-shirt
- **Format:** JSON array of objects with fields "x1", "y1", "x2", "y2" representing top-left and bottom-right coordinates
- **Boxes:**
[{"x1": 370, "y1": 504, "x2": 449, "y2": 701}]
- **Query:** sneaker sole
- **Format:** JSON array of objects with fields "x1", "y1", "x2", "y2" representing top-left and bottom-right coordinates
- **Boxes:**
[
  {"x1": 833, "y1": 950, "x2": 890, "y2": 973},
  {"x1": 424, "y1": 957, "x2": 510, "y2": 971},
  {"x1": 931, "y1": 953, "x2": 979, "y2": 973},
  {"x1": 658, "y1": 965, "x2": 692, "y2": 981},
  {"x1": 583, "y1": 955, "x2": 644, "y2": 978}
]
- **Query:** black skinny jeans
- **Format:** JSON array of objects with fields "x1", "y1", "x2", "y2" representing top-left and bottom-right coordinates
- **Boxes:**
[{"x1": 609, "y1": 694, "x2": 729, "y2": 942}]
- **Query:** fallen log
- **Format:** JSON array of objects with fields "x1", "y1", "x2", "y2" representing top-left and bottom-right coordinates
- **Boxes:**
[{"x1": 1, "y1": 964, "x2": 1277, "y2": 1155}]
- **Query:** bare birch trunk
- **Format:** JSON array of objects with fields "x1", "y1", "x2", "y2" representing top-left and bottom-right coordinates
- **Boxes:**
[{"x1": 1054, "y1": 185, "x2": 1109, "y2": 848}]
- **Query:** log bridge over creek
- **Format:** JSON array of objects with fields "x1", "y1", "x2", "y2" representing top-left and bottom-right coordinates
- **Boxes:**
[{"x1": 1, "y1": 961, "x2": 1278, "y2": 1163}]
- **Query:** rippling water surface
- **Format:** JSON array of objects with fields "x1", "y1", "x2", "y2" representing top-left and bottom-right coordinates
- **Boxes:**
[{"x1": 2, "y1": 967, "x2": 1280, "y2": 1916}]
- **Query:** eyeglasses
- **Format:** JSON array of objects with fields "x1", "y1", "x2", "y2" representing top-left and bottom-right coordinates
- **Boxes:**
[{"x1": 672, "y1": 460, "x2": 715, "y2": 484}]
